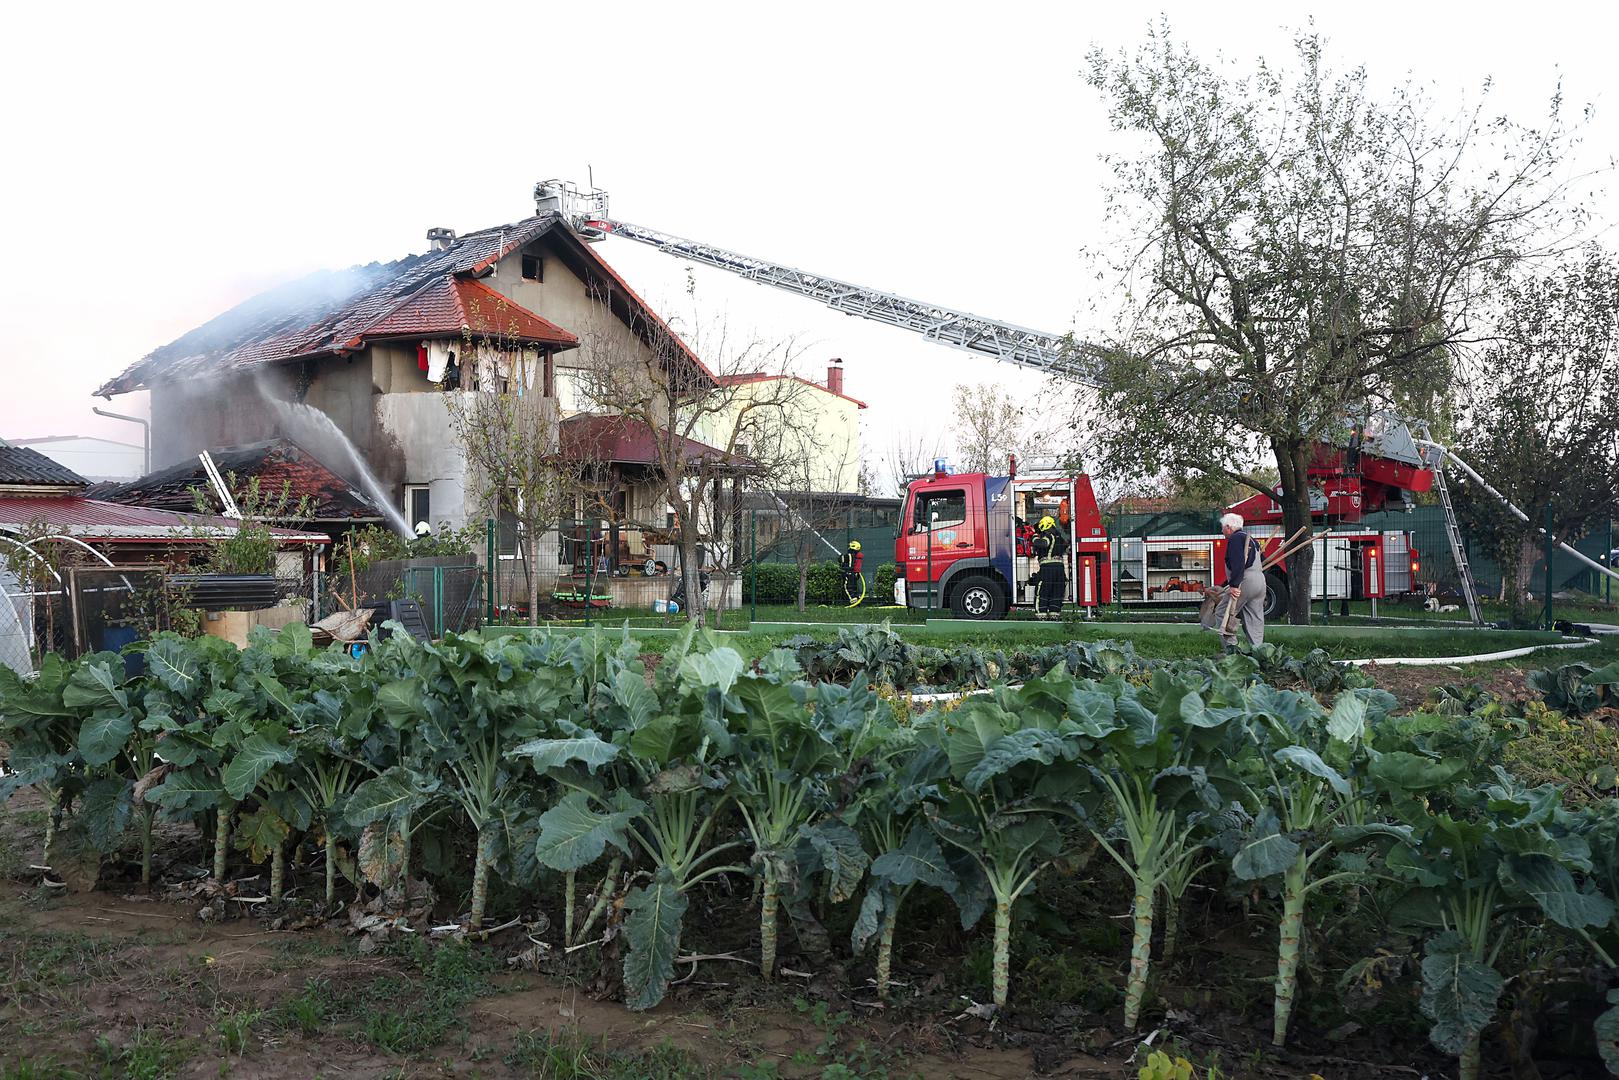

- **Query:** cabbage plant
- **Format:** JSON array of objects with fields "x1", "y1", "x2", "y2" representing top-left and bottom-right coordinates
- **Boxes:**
[
  {"x1": 1362, "y1": 765, "x2": 1615, "y2": 1080},
  {"x1": 1081, "y1": 668, "x2": 1245, "y2": 1032},
  {"x1": 530, "y1": 639, "x2": 752, "y2": 1009},
  {"x1": 372, "y1": 631, "x2": 558, "y2": 927},
  {"x1": 730, "y1": 674, "x2": 837, "y2": 980},
  {"x1": 921, "y1": 671, "x2": 1100, "y2": 1009},
  {"x1": 1227, "y1": 686, "x2": 1389, "y2": 1046}
]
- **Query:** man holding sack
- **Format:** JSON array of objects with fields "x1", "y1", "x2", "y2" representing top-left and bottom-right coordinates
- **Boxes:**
[{"x1": 1201, "y1": 512, "x2": 1267, "y2": 652}]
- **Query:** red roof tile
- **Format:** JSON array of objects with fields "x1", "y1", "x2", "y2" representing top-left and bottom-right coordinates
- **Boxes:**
[{"x1": 362, "y1": 277, "x2": 578, "y2": 348}]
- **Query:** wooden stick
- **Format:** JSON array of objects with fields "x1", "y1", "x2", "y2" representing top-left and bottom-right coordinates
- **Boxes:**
[
  {"x1": 1262, "y1": 529, "x2": 1328, "y2": 573},
  {"x1": 347, "y1": 541, "x2": 360, "y2": 611},
  {"x1": 1257, "y1": 527, "x2": 1307, "y2": 571}
]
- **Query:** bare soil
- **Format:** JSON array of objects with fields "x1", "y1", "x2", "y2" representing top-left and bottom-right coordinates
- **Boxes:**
[
  {"x1": 1356, "y1": 662, "x2": 1537, "y2": 711},
  {"x1": 0, "y1": 788, "x2": 1470, "y2": 1080}
]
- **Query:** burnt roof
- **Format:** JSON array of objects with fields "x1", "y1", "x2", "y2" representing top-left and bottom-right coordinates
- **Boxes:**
[
  {"x1": 0, "y1": 445, "x2": 88, "y2": 488},
  {"x1": 0, "y1": 495, "x2": 329, "y2": 544},
  {"x1": 91, "y1": 439, "x2": 384, "y2": 522},
  {"x1": 97, "y1": 214, "x2": 711, "y2": 396}
]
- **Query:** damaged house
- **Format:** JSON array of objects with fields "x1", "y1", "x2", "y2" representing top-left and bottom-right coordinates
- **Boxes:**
[{"x1": 95, "y1": 205, "x2": 747, "y2": 611}]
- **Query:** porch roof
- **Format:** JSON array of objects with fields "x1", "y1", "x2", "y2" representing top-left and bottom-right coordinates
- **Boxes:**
[{"x1": 558, "y1": 414, "x2": 753, "y2": 473}]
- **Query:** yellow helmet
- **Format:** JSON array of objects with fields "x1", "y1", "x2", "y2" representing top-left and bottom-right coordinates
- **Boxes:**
[
  {"x1": 1038, "y1": 515, "x2": 1056, "y2": 532},
  {"x1": 848, "y1": 540, "x2": 862, "y2": 551}
]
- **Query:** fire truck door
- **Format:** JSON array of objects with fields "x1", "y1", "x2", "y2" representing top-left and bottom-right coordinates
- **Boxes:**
[{"x1": 903, "y1": 486, "x2": 977, "y2": 593}]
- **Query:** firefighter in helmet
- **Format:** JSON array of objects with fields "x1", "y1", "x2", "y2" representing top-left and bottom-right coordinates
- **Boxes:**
[
  {"x1": 840, "y1": 539, "x2": 867, "y2": 606},
  {"x1": 1029, "y1": 515, "x2": 1068, "y2": 619}
]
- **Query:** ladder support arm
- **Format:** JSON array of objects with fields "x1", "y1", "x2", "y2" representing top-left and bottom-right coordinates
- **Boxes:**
[{"x1": 1419, "y1": 441, "x2": 1619, "y2": 586}]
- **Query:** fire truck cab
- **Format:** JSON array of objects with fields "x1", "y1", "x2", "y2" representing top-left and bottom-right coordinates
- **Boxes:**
[{"x1": 895, "y1": 466, "x2": 1110, "y2": 618}]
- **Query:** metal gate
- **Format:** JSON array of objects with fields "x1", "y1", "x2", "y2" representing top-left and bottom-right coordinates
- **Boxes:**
[
  {"x1": 400, "y1": 565, "x2": 483, "y2": 636},
  {"x1": 317, "y1": 563, "x2": 482, "y2": 638}
]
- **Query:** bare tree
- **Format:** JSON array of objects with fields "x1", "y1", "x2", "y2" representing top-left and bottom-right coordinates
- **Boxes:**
[
  {"x1": 951, "y1": 382, "x2": 1025, "y2": 473},
  {"x1": 881, "y1": 428, "x2": 944, "y2": 498},
  {"x1": 570, "y1": 301, "x2": 808, "y2": 627},
  {"x1": 1451, "y1": 248, "x2": 1619, "y2": 620},
  {"x1": 857, "y1": 460, "x2": 879, "y2": 498},
  {"x1": 770, "y1": 432, "x2": 861, "y2": 612},
  {"x1": 447, "y1": 345, "x2": 573, "y2": 626}
]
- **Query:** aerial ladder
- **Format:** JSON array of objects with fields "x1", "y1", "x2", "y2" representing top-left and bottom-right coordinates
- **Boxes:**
[
  {"x1": 533, "y1": 180, "x2": 1102, "y2": 382},
  {"x1": 533, "y1": 180, "x2": 1619, "y2": 623}
]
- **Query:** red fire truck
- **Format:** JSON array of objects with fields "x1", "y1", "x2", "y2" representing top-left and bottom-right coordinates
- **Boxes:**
[{"x1": 895, "y1": 418, "x2": 1433, "y2": 619}]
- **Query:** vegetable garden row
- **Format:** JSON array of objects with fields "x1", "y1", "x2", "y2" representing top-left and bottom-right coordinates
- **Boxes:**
[{"x1": 2, "y1": 623, "x2": 1618, "y2": 1079}]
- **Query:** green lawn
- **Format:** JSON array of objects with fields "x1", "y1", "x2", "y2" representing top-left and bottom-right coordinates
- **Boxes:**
[
  {"x1": 721, "y1": 623, "x2": 1565, "y2": 662},
  {"x1": 541, "y1": 596, "x2": 1619, "y2": 632},
  {"x1": 1310, "y1": 596, "x2": 1619, "y2": 625},
  {"x1": 518, "y1": 615, "x2": 1572, "y2": 664},
  {"x1": 545, "y1": 603, "x2": 925, "y2": 630}
]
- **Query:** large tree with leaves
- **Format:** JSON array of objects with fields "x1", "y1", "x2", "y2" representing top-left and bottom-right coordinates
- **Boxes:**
[
  {"x1": 1450, "y1": 247, "x2": 1619, "y2": 620},
  {"x1": 1079, "y1": 26, "x2": 1582, "y2": 622}
]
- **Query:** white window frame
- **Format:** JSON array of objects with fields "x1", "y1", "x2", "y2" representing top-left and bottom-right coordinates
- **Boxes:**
[{"x1": 404, "y1": 484, "x2": 432, "y2": 533}]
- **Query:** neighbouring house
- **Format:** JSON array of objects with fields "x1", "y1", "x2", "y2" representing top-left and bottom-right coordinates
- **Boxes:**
[
  {"x1": 708, "y1": 358, "x2": 891, "y2": 563},
  {"x1": 92, "y1": 200, "x2": 748, "y2": 612},
  {"x1": 712, "y1": 358, "x2": 866, "y2": 494},
  {"x1": 0, "y1": 442, "x2": 328, "y2": 671},
  {"x1": 12, "y1": 435, "x2": 147, "y2": 483}
]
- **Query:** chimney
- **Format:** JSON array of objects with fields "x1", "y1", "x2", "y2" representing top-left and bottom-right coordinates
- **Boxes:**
[
  {"x1": 826, "y1": 358, "x2": 844, "y2": 396},
  {"x1": 426, "y1": 227, "x2": 456, "y2": 252}
]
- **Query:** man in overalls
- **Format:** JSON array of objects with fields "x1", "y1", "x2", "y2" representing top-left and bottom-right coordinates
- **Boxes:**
[
  {"x1": 1217, "y1": 512, "x2": 1267, "y2": 651},
  {"x1": 1030, "y1": 515, "x2": 1068, "y2": 619}
]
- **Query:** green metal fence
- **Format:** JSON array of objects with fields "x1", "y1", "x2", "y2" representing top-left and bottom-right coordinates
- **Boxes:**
[
  {"x1": 1105, "y1": 505, "x2": 1615, "y2": 603},
  {"x1": 1356, "y1": 506, "x2": 1613, "y2": 601}
]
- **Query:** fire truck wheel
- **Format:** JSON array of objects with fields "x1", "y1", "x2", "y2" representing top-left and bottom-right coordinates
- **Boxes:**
[
  {"x1": 1263, "y1": 571, "x2": 1290, "y2": 621},
  {"x1": 950, "y1": 576, "x2": 1006, "y2": 620}
]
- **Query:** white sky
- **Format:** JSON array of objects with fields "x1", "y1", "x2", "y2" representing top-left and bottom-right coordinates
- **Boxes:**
[{"x1": 2, "y1": 0, "x2": 1613, "y2": 487}]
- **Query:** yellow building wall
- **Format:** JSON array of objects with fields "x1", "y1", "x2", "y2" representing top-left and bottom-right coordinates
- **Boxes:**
[{"x1": 712, "y1": 379, "x2": 861, "y2": 494}]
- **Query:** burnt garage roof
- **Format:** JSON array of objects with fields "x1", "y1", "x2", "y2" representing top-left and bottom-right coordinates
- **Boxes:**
[
  {"x1": 0, "y1": 445, "x2": 89, "y2": 488},
  {"x1": 92, "y1": 440, "x2": 385, "y2": 522},
  {"x1": 0, "y1": 495, "x2": 329, "y2": 544}
]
